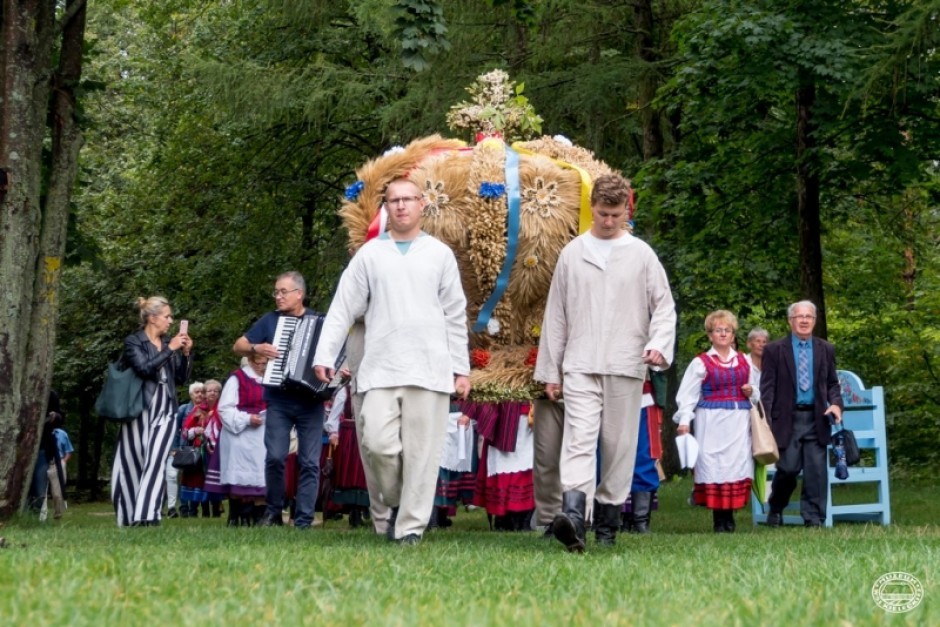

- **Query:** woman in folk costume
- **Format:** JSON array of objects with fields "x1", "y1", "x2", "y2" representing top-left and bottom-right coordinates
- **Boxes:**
[
  {"x1": 326, "y1": 384, "x2": 372, "y2": 528},
  {"x1": 218, "y1": 355, "x2": 268, "y2": 526},
  {"x1": 180, "y1": 380, "x2": 223, "y2": 517},
  {"x1": 201, "y1": 379, "x2": 228, "y2": 516},
  {"x1": 431, "y1": 403, "x2": 478, "y2": 529},
  {"x1": 470, "y1": 401, "x2": 535, "y2": 531},
  {"x1": 112, "y1": 296, "x2": 192, "y2": 527},
  {"x1": 675, "y1": 310, "x2": 759, "y2": 532}
]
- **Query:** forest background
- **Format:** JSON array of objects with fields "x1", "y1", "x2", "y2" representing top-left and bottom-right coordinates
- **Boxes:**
[{"x1": 1, "y1": 0, "x2": 937, "y2": 509}]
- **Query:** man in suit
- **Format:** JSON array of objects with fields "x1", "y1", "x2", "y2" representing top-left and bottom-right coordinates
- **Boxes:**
[{"x1": 761, "y1": 300, "x2": 843, "y2": 527}]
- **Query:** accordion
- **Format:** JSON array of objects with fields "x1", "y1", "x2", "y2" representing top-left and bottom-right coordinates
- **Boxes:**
[{"x1": 262, "y1": 313, "x2": 346, "y2": 399}]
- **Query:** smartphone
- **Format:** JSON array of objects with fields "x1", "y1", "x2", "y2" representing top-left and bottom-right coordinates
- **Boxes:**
[{"x1": 179, "y1": 320, "x2": 189, "y2": 335}]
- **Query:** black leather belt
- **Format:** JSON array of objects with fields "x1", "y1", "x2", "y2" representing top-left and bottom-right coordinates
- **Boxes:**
[{"x1": 794, "y1": 404, "x2": 814, "y2": 411}]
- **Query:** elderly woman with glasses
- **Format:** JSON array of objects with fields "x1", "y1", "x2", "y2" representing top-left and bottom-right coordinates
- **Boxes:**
[{"x1": 674, "y1": 310, "x2": 760, "y2": 533}]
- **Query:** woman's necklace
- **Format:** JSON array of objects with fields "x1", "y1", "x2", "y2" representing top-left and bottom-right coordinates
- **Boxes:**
[{"x1": 713, "y1": 349, "x2": 735, "y2": 365}]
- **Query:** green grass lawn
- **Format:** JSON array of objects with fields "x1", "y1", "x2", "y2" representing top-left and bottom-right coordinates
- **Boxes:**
[{"x1": 1, "y1": 477, "x2": 935, "y2": 626}]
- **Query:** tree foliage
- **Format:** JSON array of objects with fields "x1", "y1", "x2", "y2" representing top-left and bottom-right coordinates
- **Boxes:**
[{"x1": 40, "y1": 0, "x2": 940, "y2": 500}]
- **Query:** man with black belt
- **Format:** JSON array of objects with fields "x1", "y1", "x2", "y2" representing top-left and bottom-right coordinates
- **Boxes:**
[{"x1": 761, "y1": 300, "x2": 843, "y2": 527}]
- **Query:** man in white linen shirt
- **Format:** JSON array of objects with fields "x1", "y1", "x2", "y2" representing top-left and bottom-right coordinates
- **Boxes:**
[
  {"x1": 314, "y1": 177, "x2": 471, "y2": 546},
  {"x1": 534, "y1": 173, "x2": 676, "y2": 552}
]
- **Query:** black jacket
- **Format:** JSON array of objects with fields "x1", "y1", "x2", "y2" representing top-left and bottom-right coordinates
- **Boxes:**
[
  {"x1": 760, "y1": 334, "x2": 843, "y2": 446},
  {"x1": 123, "y1": 330, "x2": 192, "y2": 415}
]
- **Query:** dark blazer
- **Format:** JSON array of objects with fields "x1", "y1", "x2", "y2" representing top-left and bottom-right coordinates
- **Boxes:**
[
  {"x1": 760, "y1": 333, "x2": 843, "y2": 446},
  {"x1": 124, "y1": 330, "x2": 192, "y2": 415}
]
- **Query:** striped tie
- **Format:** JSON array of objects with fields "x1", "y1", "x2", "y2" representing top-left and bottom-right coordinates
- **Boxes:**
[{"x1": 798, "y1": 341, "x2": 810, "y2": 392}]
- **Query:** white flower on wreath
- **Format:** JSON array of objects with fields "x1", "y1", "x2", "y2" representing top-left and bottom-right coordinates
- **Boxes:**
[
  {"x1": 521, "y1": 176, "x2": 561, "y2": 218},
  {"x1": 422, "y1": 180, "x2": 449, "y2": 217}
]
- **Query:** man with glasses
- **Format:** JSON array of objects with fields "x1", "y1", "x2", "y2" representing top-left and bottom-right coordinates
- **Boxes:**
[
  {"x1": 233, "y1": 271, "x2": 325, "y2": 529},
  {"x1": 761, "y1": 300, "x2": 843, "y2": 528},
  {"x1": 313, "y1": 177, "x2": 471, "y2": 546}
]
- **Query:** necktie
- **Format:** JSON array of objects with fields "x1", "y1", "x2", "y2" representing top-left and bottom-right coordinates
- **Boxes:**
[{"x1": 798, "y1": 341, "x2": 810, "y2": 392}]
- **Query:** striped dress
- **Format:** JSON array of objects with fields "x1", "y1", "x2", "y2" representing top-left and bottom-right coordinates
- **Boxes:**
[{"x1": 111, "y1": 366, "x2": 177, "y2": 526}]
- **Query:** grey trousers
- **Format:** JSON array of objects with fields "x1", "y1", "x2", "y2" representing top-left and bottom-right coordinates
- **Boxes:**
[
  {"x1": 532, "y1": 399, "x2": 564, "y2": 527},
  {"x1": 769, "y1": 408, "x2": 829, "y2": 523}
]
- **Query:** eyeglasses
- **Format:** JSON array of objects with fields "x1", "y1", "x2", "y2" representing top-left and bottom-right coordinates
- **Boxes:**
[
  {"x1": 710, "y1": 328, "x2": 735, "y2": 335},
  {"x1": 789, "y1": 314, "x2": 816, "y2": 321},
  {"x1": 272, "y1": 288, "x2": 300, "y2": 298},
  {"x1": 384, "y1": 196, "x2": 423, "y2": 207}
]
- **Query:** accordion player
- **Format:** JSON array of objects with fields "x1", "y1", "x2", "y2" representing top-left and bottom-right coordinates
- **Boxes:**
[{"x1": 262, "y1": 313, "x2": 346, "y2": 399}]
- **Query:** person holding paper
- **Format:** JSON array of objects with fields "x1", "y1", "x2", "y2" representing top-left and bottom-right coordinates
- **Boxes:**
[{"x1": 675, "y1": 310, "x2": 759, "y2": 533}]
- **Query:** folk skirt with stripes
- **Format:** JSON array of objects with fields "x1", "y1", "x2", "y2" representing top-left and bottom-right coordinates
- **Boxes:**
[{"x1": 111, "y1": 373, "x2": 176, "y2": 526}]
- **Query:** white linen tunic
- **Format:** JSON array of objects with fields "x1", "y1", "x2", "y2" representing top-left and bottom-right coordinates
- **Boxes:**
[
  {"x1": 534, "y1": 232, "x2": 676, "y2": 383},
  {"x1": 314, "y1": 233, "x2": 470, "y2": 393}
]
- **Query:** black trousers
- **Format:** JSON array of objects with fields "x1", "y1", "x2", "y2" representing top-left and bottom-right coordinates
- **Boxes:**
[{"x1": 768, "y1": 409, "x2": 828, "y2": 524}]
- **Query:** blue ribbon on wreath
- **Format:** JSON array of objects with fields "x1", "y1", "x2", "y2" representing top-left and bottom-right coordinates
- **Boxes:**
[{"x1": 473, "y1": 145, "x2": 521, "y2": 334}]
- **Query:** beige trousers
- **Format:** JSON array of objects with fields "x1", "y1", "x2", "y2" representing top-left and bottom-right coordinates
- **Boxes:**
[
  {"x1": 532, "y1": 399, "x2": 565, "y2": 526},
  {"x1": 561, "y1": 373, "x2": 643, "y2": 517},
  {"x1": 359, "y1": 386, "x2": 449, "y2": 539},
  {"x1": 351, "y1": 391, "x2": 392, "y2": 535},
  {"x1": 46, "y1": 465, "x2": 68, "y2": 519}
]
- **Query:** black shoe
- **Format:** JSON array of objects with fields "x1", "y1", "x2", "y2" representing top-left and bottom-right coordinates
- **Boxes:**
[
  {"x1": 766, "y1": 512, "x2": 783, "y2": 527},
  {"x1": 713, "y1": 510, "x2": 727, "y2": 533},
  {"x1": 804, "y1": 519, "x2": 823, "y2": 528},
  {"x1": 166, "y1": 508, "x2": 179, "y2": 519},
  {"x1": 257, "y1": 511, "x2": 284, "y2": 527},
  {"x1": 724, "y1": 510, "x2": 736, "y2": 533},
  {"x1": 397, "y1": 533, "x2": 421, "y2": 546},
  {"x1": 386, "y1": 506, "x2": 399, "y2": 541}
]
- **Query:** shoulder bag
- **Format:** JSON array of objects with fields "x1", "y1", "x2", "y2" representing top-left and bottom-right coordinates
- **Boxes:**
[
  {"x1": 750, "y1": 400, "x2": 780, "y2": 465},
  {"x1": 95, "y1": 360, "x2": 145, "y2": 422},
  {"x1": 171, "y1": 445, "x2": 203, "y2": 470}
]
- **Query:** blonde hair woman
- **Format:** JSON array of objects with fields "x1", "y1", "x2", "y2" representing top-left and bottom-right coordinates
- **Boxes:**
[
  {"x1": 674, "y1": 310, "x2": 759, "y2": 532},
  {"x1": 111, "y1": 296, "x2": 193, "y2": 526}
]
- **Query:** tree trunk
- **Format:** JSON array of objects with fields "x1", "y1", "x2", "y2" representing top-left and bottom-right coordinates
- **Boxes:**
[
  {"x1": 795, "y1": 70, "x2": 827, "y2": 339},
  {"x1": 633, "y1": 0, "x2": 663, "y2": 162},
  {"x1": 0, "y1": 0, "x2": 86, "y2": 519}
]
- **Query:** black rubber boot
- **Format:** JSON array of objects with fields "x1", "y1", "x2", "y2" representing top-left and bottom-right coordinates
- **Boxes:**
[
  {"x1": 594, "y1": 501, "x2": 621, "y2": 546},
  {"x1": 552, "y1": 490, "x2": 587, "y2": 553},
  {"x1": 630, "y1": 491, "x2": 652, "y2": 534}
]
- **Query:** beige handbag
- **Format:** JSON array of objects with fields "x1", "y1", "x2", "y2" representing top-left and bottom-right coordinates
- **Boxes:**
[{"x1": 750, "y1": 401, "x2": 780, "y2": 464}]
